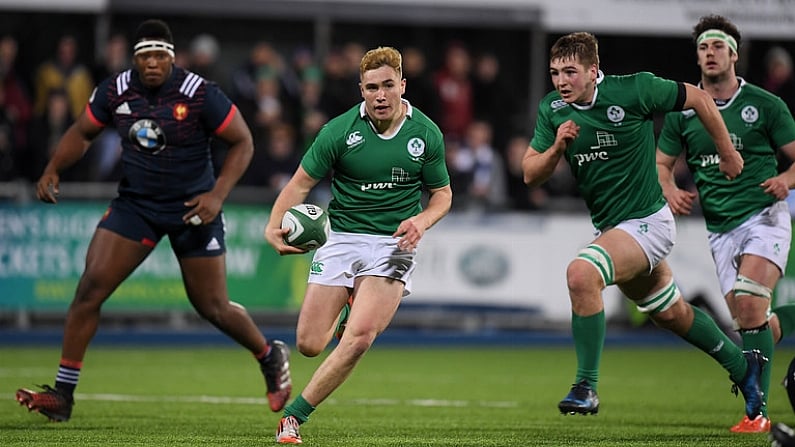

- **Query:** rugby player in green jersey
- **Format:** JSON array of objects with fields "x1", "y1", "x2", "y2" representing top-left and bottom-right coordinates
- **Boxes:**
[
  {"x1": 264, "y1": 46, "x2": 452, "y2": 444},
  {"x1": 522, "y1": 31, "x2": 764, "y2": 423},
  {"x1": 657, "y1": 15, "x2": 795, "y2": 433}
]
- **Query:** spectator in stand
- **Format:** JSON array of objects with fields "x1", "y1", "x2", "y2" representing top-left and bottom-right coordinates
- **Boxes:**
[
  {"x1": 297, "y1": 66, "x2": 323, "y2": 123},
  {"x1": 433, "y1": 41, "x2": 474, "y2": 142},
  {"x1": 0, "y1": 83, "x2": 15, "y2": 180},
  {"x1": 230, "y1": 41, "x2": 279, "y2": 104},
  {"x1": 91, "y1": 33, "x2": 129, "y2": 82},
  {"x1": 255, "y1": 66, "x2": 284, "y2": 127},
  {"x1": 762, "y1": 46, "x2": 795, "y2": 114},
  {"x1": 0, "y1": 34, "x2": 32, "y2": 180},
  {"x1": 459, "y1": 120, "x2": 507, "y2": 211},
  {"x1": 88, "y1": 32, "x2": 130, "y2": 181},
  {"x1": 401, "y1": 46, "x2": 439, "y2": 124},
  {"x1": 230, "y1": 41, "x2": 287, "y2": 126},
  {"x1": 252, "y1": 66, "x2": 294, "y2": 132},
  {"x1": 761, "y1": 46, "x2": 795, "y2": 182},
  {"x1": 28, "y1": 90, "x2": 75, "y2": 180},
  {"x1": 33, "y1": 34, "x2": 94, "y2": 123},
  {"x1": 444, "y1": 137, "x2": 473, "y2": 211},
  {"x1": 173, "y1": 41, "x2": 191, "y2": 69},
  {"x1": 472, "y1": 51, "x2": 514, "y2": 150},
  {"x1": 504, "y1": 134, "x2": 580, "y2": 211},
  {"x1": 318, "y1": 47, "x2": 359, "y2": 118},
  {"x1": 342, "y1": 42, "x2": 366, "y2": 83},
  {"x1": 242, "y1": 121, "x2": 301, "y2": 189},
  {"x1": 299, "y1": 107, "x2": 326, "y2": 152},
  {"x1": 282, "y1": 46, "x2": 317, "y2": 106},
  {"x1": 189, "y1": 33, "x2": 225, "y2": 88}
]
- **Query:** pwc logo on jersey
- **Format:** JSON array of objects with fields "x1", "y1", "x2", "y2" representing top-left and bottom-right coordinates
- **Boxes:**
[
  {"x1": 346, "y1": 131, "x2": 364, "y2": 149},
  {"x1": 574, "y1": 131, "x2": 617, "y2": 166},
  {"x1": 361, "y1": 167, "x2": 409, "y2": 192},
  {"x1": 129, "y1": 119, "x2": 167, "y2": 155},
  {"x1": 699, "y1": 133, "x2": 742, "y2": 167}
]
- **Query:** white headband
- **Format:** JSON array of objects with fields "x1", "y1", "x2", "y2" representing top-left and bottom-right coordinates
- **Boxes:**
[
  {"x1": 134, "y1": 40, "x2": 175, "y2": 58},
  {"x1": 697, "y1": 29, "x2": 738, "y2": 53}
]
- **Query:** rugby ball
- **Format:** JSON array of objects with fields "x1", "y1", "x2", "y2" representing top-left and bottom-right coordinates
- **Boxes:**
[{"x1": 281, "y1": 203, "x2": 330, "y2": 250}]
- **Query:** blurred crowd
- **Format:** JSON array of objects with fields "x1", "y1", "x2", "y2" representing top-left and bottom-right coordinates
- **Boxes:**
[{"x1": 1, "y1": 31, "x2": 794, "y2": 214}]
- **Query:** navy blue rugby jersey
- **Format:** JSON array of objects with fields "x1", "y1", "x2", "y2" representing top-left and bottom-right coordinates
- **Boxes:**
[{"x1": 86, "y1": 66, "x2": 237, "y2": 204}]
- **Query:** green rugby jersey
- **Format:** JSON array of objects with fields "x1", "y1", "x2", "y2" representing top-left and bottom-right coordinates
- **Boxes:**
[
  {"x1": 658, "y1": 78, "x2": 795, "y2": 233},
  {"x1": 531, "y1": 71, "x2": 681, "y2": 230},
  {"x1": 301, "y1": 100, "x2": 450, "y2": 235}
]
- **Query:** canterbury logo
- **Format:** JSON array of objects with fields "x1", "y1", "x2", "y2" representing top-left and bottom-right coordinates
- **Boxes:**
[
  {"x1": 310, "y1": 261, "x2": 324, "y2": 274},
  {"x1": 346, "y1": 131, "x2": 364, "y2": 147}
]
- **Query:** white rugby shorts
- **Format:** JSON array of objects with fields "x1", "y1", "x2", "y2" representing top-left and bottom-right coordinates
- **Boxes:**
[
  {"x1": 604, "y1": 204, "x2": 677, "y2": 274},
  {"x1": 307, "y1": 230, "x2": 416, "y2": 296},
  {"x1": 708, "y1": 201, "x2": 791, "y2": 296}
]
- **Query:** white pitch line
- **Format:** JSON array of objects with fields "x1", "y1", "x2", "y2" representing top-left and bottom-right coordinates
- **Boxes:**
[
  {"x1": 2, "y1": 392, "x2": 518, "y2": 408},
  {"x1": 0, "y1": 367, "x2": 53, "y2": 377}
]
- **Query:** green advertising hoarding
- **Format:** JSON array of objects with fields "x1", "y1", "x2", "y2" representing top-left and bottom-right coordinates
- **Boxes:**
[{"x1": 0, "y1": 202, "x2": 311, "y2": 311}]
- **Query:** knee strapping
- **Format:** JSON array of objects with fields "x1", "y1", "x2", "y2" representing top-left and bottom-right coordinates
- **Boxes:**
[
  {"x1": 635, "y1": 280, "x2": 681, "y2": 315},
  {"x1": 734, "y1": 275, "x2": 772, "y2": 300},
  {"x1": 577, "y1": 244, "x2": 614, "y2": 287},
  {"x1": 733, "y1": 275, "x2": 772, "y2": 330}
]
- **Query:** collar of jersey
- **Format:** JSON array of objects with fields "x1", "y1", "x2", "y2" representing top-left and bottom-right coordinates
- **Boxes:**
[
  {"x1": 696, "y1": 76, "x2": 746, "y2": 110},
  {"x1": 569, "y1": 70, "x2": 604, "y2": 111}
]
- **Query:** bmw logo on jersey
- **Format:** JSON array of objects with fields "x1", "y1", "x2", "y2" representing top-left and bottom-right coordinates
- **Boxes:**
[{"x1": 129, "y1": 119, "x2": 167, "y2": 154}]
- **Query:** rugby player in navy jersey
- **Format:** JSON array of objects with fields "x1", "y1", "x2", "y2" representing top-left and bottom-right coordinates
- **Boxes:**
[{"x1": 15, "y1": 19, "x2": 291, "y2": 422}]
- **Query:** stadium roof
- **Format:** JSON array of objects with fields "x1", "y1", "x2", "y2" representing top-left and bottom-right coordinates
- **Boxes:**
[{"x1": 2, "y1": 0, "x2": 793, "y2": 38}]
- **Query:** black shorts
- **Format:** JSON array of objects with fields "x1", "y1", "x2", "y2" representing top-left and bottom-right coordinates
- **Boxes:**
[{"x1": 97, "y1": 196, "x2": 226, "y2": 257}]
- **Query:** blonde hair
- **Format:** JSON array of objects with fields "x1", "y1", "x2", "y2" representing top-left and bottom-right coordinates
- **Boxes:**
[{"x1": 360, "y1": 46, "x2": 402, "y2": 78}]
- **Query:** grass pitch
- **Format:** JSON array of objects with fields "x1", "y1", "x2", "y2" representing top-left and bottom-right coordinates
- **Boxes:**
[{"x1": 2, "y1": 343, "x2": 793, "y2": 446}]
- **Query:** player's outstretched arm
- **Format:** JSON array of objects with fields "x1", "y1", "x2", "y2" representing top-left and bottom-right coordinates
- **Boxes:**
[{"x1": 683, "y1": 83, "x2": 743, "y2": 179}]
